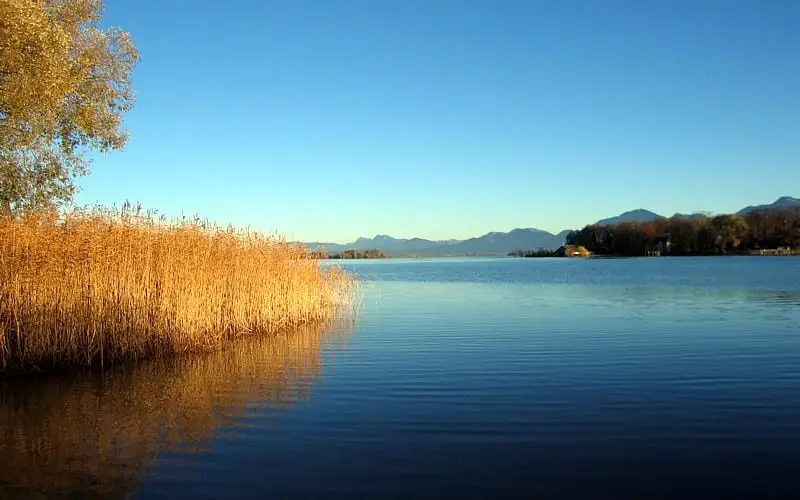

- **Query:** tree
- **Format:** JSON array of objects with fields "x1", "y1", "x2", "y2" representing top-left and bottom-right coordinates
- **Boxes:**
[
  {"x1": 567, "y1": 209, "x2": 800, "y2": 256},
  {"x1": 665, "y1": 219, "x2": 697, "y2": 254},
  {"x1": 0, "y1": 0, "x2": 139, "y2": 213},
  {"x1": 711, "y1": 214, "x2": 749, "y2": 252},
  {"x1": 611, "y1": 222, "x2": 648, "y2": 256},
  {"x1": 696, "y1": 224, "x2": 717, "y2": 254}
]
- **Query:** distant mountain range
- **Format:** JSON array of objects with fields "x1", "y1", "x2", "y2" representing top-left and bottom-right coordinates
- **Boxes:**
[
  {"x1": 595, "y1": 209, "x2": 710, "y2": 226},
  {"x1": 307, "y1": 235, "x2": 461, "y2": 255},
  {"x1": 736, "y1": 196, "x2": 800, "y2": 215},
  {"x1": 305, "y1": 229, "x2": 570, "y2": 257},
  {"x1": 302, "y1": 196, "x2": 799, "y2": 256},
  {"x1": 594, "y1": 196, "x2": 800, "y2": 226}
]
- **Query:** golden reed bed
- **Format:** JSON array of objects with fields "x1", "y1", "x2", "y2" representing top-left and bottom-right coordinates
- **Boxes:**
[{"x1": 0, "y1": 205, "x2": 355, "y2": 373}]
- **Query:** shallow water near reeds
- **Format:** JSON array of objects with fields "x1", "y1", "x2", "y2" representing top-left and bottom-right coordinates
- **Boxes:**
[{"x1": 2, "y1": 256, "x2": 800, "y2": 498}]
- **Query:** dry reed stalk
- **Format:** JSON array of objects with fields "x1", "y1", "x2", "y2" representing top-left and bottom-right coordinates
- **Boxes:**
[{"x1": 0, "y1": 204, "x2": 355, "y2": 373}]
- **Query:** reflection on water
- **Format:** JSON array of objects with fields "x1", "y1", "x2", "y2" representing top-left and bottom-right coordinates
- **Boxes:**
[{"x1": 0, "y1": 318, "x2": 355, "y2": 499}]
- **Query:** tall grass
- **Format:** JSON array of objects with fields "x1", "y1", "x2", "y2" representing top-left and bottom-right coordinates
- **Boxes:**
[{"x1": 0, "y1": 204, "x2": 355, "y2": 373}]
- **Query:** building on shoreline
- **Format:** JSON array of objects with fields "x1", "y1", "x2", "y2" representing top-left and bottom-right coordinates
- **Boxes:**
[
  {"x1": 553, "y1": 245, "x2": 591, "y2": 258},
  {"x1": 750, "y1": 247, "x2": 800, "y2": 256}
]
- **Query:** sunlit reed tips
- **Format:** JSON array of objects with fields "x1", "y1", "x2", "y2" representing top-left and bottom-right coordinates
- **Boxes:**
[{"x1": 0, "y1": 204, "x2": 356, "y2": 373}]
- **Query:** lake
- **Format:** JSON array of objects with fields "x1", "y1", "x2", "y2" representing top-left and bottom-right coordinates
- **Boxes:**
[{"x1": 2, "y1": 257, "x2": 799, "y2": 498}]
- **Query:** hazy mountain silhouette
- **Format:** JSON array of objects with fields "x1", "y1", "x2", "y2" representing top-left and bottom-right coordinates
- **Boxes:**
[
  {"x1": 304, "y1": 235, "x2": 458, "y2": 255},
  {"x1": 595, "y1": 209, "x2": 663, "y2": 226},
  {"x1": 737, "y1": 196, "x2": 800, "y2": 215},
  {"x1": 419, "y1": 228, "x2": 570, "y2": 255},
  {"x1": 305, "y1": 229, "x2": 568, "y2": 256},
  {"x1": 303, "y1": 196, "x2": 796, "y2": 256},
  {"x1": 672, "y1": 212, "x2": 711, "y2": 220},
  {"x1": 597, "y1": 210, "x2": 722, "y2": 225}
]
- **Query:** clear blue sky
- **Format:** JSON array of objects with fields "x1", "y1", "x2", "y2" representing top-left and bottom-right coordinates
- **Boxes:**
[{"x1": 76, "y1": 0, "x2": 799, "y2": 243}]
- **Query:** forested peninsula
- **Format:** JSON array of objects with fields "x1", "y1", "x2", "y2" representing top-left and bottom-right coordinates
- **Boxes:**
[{"x1": 565, "y1": 209, "x2": 800, "y2": 256}]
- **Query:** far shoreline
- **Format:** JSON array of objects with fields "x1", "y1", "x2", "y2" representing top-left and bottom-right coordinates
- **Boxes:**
[{"x1": 324, "y1": 252, "x2": 800, "y2": 261}]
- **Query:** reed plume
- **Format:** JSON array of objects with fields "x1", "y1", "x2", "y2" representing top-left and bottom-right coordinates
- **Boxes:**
[{"x1": 0, "y1": 203, "x2": 355, "y2": 373}]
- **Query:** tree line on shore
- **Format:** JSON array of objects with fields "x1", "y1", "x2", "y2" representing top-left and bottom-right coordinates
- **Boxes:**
[
  {"x1": 565, "y1": 208, "x2": 800, "y2": 256},
  {"x1": 508, "y1": 249, "x2": 554, "y2": 258},
  {"x1": 307, "y1": 249, "x2": 387, "y2": 259}
]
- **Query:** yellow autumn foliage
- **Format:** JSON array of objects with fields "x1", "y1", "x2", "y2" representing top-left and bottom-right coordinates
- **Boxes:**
[
  {"x1": 0, "y1": 204, "x2": 356, "y2": 373},
  {"x1": 0, "y1": 0, "x2": 139, "y2": 211}
]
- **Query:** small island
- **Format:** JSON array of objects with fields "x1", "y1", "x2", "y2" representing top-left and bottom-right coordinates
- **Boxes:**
[{"x1": 308, "y1": 249, "x2": 387, "y2": 259}]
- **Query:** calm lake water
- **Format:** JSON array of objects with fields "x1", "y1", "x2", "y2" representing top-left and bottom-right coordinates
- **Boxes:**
[{"x1": 2, "y1": 257, "x2": 800, "y2": 499}]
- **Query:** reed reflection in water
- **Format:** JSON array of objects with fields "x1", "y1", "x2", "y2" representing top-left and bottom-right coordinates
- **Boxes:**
[{"x1": 0, "y1": 317, "x2": 355, "y2": 499}]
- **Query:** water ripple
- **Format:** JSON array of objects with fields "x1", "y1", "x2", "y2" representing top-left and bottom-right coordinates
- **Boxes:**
[{"x1": 4, "y1": 257, "x2": 800, "y2": 498}]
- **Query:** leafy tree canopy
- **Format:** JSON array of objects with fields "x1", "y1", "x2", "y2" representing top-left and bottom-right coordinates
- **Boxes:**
[{"x1": 0, "y1": 0, "x2": 139, "y2": 213}]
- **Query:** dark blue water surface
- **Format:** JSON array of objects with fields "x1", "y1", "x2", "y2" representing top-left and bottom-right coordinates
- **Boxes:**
[{"x1": 2, "y1": 257, "x2": 800, "y2": 499}]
